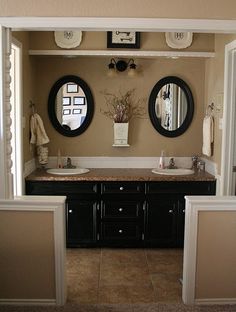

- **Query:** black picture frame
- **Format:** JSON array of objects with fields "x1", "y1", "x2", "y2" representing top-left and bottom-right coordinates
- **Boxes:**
[
  {"x1": 73, "y1": 96, "x2": 85, "y2": 105},
  {"x1": 107, "y1": 31, "x2": 140, "y2": 49},
  {"x1": 67, "y1": 83, "x2": 78, "y2": 93},
  {"x1": 63, "y1": 97, "x2": 71, "y2": 106},
  {"x1": 63, "y1": 109, "x2": 71, "y2": 115},
  {"x1": 73, "y1": 108, "x2": 82, "y2": 114}
]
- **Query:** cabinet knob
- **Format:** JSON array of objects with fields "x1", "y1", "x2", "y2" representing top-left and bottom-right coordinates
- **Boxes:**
[
  {"x1": 169, "y1": 209, "x2": 173, "y2": 213},
  {"x1": 118, "y1": 229, "x2": 123, "y2": 233},
  {"x1": 119, "y1": 186, "x2": 124, "y2": 191},
  {"x1": 183, "y1": 209, "x2": 185, "y2": 213},
  {"x1": 69, "y1": 209, "x2": 73, "y2": 213},
  {"x1": 119, "y1": 208, "x2": 123, "y2": 212}
]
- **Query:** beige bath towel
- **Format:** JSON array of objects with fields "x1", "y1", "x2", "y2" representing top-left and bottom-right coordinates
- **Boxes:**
[
  {"x1": 202, "y1": 115, "x2": 214, "y2": 157},
  {"x1": 30, "y1": 113, "x2": 50, "y2": 146}
]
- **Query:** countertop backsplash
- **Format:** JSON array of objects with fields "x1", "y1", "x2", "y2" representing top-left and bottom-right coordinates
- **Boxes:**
[{"x1": 24, "y1": 156, "x2": 217, "y2": 177}]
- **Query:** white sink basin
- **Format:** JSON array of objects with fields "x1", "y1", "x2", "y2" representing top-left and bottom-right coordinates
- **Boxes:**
[
  {"x1": 47, "y1": 168, "x2": 90, "y2": 175},
  {"x1": 152, "y1": 168, "x2": 194, "y2": 176}
]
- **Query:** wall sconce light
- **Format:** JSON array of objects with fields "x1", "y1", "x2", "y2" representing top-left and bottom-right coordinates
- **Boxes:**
[{"x1": 107, "y1": 58, "x2": 137, "y2": 77}]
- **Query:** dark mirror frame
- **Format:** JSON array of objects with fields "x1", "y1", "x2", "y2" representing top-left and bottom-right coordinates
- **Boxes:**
[
  {"x1": 148, "y1": 76, "x2": 194, "y2": 137},
  {"x1": 48, "y1": 75, "x2": 94, "y2": 137}
]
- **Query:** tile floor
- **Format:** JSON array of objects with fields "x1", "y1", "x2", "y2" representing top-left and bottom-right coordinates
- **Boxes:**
[{"x1": 66, "y1": 248, "x2": 183, "y2": 304}]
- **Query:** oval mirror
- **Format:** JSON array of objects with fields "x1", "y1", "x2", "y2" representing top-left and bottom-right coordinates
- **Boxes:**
[
  {"x1": 148, "y1": 76, "x2": 194, "y2": 137},
  {"x1": 48, "y1": 75, "x2": 94, "y2": 137}
]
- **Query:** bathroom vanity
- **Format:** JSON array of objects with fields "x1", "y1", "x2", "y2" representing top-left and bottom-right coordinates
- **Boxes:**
[{"x1": 25, "y1": 168, "x2": 216, "y2": 248}]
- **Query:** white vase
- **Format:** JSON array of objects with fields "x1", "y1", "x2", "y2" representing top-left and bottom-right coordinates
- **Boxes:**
[{"x1": 113, "y1": 122, "x2": 129, "y2": 146}]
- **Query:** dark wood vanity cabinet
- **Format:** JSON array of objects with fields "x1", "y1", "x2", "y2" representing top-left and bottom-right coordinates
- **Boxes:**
[
  {"x1": 99, "y1": 182, "x2": 145, "y2": 245},
  {"x1": 26, "y1": 179, "x2": 216, "y2": 247},
  {"x1": 145, "y1": 181, "x2": 216, "y2": 247},
  {"x1": 25, "y1": 181, "x2": 99, "y2": 247}
]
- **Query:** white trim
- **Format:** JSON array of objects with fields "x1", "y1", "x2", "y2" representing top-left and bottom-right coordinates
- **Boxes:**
[
  {"x1": 1, "y1": 17, "x2": 236, "y2": 33},
  {"x1": 195, "y1": 298, "x2": 236, "y2": 305},
  {"x1": 0, "y1": 196, "x2": 67, "y2": 306},
  {"x1": 182, "y1": 196, "x2": 236, "y2": 305},
  {"x1": 220, "y1": 40, "x2": 236, "y2": 195},
  {"x1": 0, "y1": 299, "x2": 56, "y2": 305},
  {"x1": 0, "y1": 26, "x2": 13, "y2": 199},
  {"x1": 29, "y1": 49, "x2": 215, "y2": 58},
  {"x1": 11, "y1": 38, "x2": 23, "y2": 196}
]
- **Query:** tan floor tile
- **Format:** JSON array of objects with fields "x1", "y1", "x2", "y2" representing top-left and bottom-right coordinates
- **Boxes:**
[
  {"x1": 146, "y1": 253, "x2": 183, "y2": 274},
  {"x1": 145, "y1": 248, "x2": 183, "y2": 256},
  {"x1": 67, "y1": 274, "x2": 98, "y2": 304},
  {"x1": 66, "y1": 248, "x2": 183, "y2": 305},
  {"x1": 128, "y1": 284, "x2": 156, "y2": 303},
  {"x1": 151, "y1": 272, "x2": 182, "y2": 302},
  {"x1": 99, "y1": 264, "x2": 151, "y2": 287},
  {"x1": 98, "y1": 285, "x2": 132, "y2": 304},
  {"x1": 101, "y1": 248, "x2": 146, "y2": 267}
]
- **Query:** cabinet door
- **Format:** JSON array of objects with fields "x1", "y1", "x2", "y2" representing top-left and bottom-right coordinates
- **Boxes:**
[
  {"x1": 144, "y1": 196, "x2": 177, "y2": 246},
  {"x1": 66, "y1": 199, "x2": 97, "y2": 247}
]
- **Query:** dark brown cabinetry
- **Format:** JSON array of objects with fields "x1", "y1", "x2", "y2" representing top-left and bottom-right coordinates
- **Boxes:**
[
  {"x1": 145, "y1": 181, "x2": 216, "y2": 247},
  {"x1": 26, "y1": 179, "x2": 216, "y2": 247},
  {"x1": 99, "y1": 182, "x2": 145, "y2": 245},
  {"x1": 25, "y1": 181, "x2": 99, "y2": 247}
]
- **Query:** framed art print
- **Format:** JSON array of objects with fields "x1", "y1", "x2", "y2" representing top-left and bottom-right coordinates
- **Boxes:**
[
  {"x1": 67, "y1": 83, "x2": 78, "y2": 93},
  {"x1": 73, "y1": 109, "x2": 82, "y2": 114},
  {"x1": 63, "y1": 97, "x2": 71, "y2": 106},
  {"x1": 107, "y1": 31, "x2": 140, "y2": 49},
  {"x1": 73, "y1": 96, "x2": 85, "y2": 105}
]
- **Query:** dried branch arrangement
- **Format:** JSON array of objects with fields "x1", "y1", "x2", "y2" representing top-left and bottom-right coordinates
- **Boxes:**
[{"x1": 100, "y1": 89, "x2": 146, "y2": 123}]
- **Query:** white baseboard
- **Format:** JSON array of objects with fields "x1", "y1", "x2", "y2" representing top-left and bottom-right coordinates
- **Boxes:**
[
  {"x1": 195, "y1": 298, "x2": 236, "y2": 305},
  {"x1": 0, "y1": 299, "x2": 56, "y2": 305}
]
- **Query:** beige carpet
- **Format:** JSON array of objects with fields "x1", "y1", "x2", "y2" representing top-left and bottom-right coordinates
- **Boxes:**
[{"x1": 1, "y1": 303, "x2": 236, "y2": 311}]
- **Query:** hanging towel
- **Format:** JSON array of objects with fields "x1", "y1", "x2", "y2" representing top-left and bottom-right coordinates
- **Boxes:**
[
  {"x1": 202, "y1": 115, "x2": 214, "y2": 157},
  {"x1": 30, "y1": 113, "x2": 50, "y2": 146}
]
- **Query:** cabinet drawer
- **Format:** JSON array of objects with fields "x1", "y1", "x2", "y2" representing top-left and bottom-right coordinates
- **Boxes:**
[
  {"x1": 101, "y1": 182, "x2": 144, "y2": 194},
  {"x1": 101, "y1": 201, "x2": 142, "y2": 219},
  {"x1": 100, "y1": 222, "x2": 142, "y2": 241},
  {"x1": 146, "y1": 181, "x2": 216, "y2": 195},
  {"x1": 26, "y1": 181, "x2": 98, "y2": 195}
]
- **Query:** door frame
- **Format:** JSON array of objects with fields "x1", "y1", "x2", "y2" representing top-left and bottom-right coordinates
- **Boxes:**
[
  {"x1": 220, "y1": 39, "x2": 236, "y2": 195},
  {"x1": 11, "y1": 37, "x2": 23, "y2": 196}
]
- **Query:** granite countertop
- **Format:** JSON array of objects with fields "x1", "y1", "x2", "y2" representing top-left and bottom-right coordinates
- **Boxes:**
[{"x1": 25, "y1": 168, "x2": 216, "y2": 182}]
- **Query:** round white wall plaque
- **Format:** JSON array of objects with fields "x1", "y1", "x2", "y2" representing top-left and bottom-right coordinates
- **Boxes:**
[
  {"x1": 165, "y1": 32, "x2": 193, "y2": 49},
  {"x1": 54, "y1": 31, "x2": 82, "y2": 49}
]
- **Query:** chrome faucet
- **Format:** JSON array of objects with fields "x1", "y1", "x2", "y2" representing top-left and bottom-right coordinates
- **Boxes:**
[
  {"x1": 167, "y1": 157, "x2": 177, "y2": 169},
  {"x1": 63, "y1": 157, "x2": 76, "y2": 169},
  {"x1": 191, "y1": 155, "x2": 199, "y2": 171}
]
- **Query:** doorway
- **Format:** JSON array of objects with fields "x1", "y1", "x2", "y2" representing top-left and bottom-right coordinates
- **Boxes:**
[
  {"x1": 220, "y1": 40, "x2": 236, "y2": 195},
  {"x1": 10, "y1": 38, "x2": 23, "y2": 196}
]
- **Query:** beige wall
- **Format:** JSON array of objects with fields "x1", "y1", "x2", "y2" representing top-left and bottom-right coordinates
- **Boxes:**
[
  {"x1": 29, "y1": 31, "x2": 214, "y2": 52},
  {"x1": 205, "y1": 34, "x2": 236, "y2": 173},
  {"x1": 12, "y1": 32, "x2": 36, "y2": 162},
  {"x1": 16, "y1": 30, "x2": 236, "y2": 165},
  {"x1": 1, "y1": 0, "x2": 236, "y2": 19},
  {"x1": 196, "y1": 211, "x2": 236, "y2": 299},
  {"x1": 14, "y1": 30, "x2": 207, "y2": 159},
  {"x1": 0, "y1": 210, "x2": 55, "y2": 299}
]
